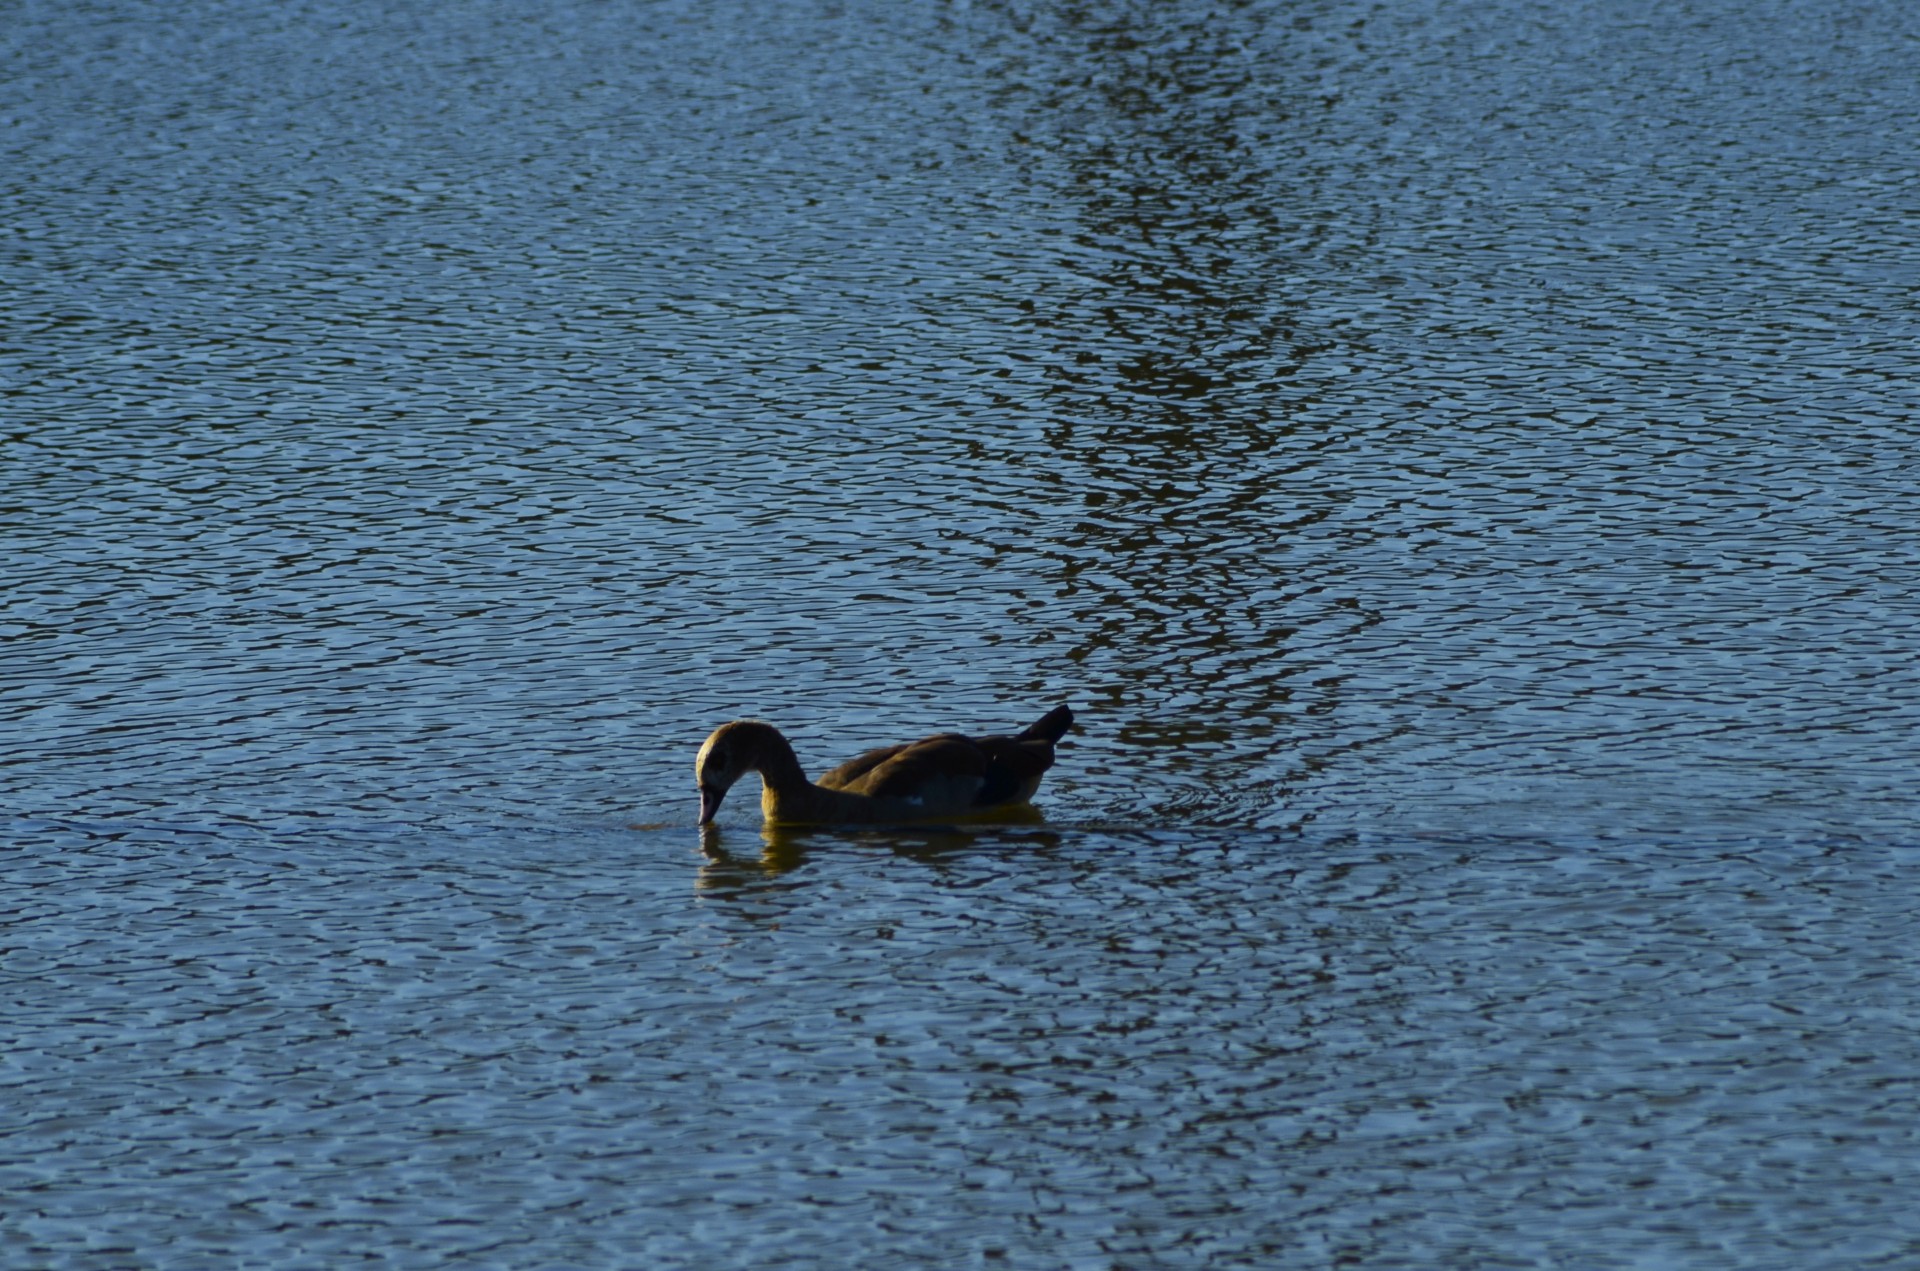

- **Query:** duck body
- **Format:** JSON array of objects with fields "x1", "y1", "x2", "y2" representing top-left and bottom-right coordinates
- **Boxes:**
[{"x1": 696, "y1": 705, "x2": 1074, "y2": 826}]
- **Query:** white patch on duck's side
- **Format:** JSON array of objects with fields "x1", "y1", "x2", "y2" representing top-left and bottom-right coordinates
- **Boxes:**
[{"x1": 907, "y1": 773, "x2": 988, "y2": 813}]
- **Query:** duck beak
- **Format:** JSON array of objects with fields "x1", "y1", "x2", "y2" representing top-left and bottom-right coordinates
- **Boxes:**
[{"x1": 697, "y1": 784, "x2": 725, "y2": 826}]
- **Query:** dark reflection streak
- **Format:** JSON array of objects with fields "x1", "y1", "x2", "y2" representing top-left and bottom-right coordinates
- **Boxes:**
[{"x1": 969, "y1": 3, "x2": 1361, "y2": 824}]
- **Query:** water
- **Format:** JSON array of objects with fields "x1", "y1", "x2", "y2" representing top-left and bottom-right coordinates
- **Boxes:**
[{"x1": 5, "y1": 0, "x2": 1919, "y2": 1265}]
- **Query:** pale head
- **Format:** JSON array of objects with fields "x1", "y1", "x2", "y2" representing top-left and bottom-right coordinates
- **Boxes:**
[{"x1": 694, "y1": 720, "x2": 777, "y2": 825}]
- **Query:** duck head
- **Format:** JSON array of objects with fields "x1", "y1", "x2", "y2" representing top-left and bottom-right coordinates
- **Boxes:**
[{"x1": 695, "y1": 720, "x2": 777, "y2": 826}]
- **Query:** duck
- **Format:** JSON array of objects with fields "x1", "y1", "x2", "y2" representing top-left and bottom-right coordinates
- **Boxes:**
[{"x1": 696, "y1": 705, "x2": 1075, "y2": 826}]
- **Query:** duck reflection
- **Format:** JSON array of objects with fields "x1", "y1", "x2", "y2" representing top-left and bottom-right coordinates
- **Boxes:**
[
  {"x1": 695, "y1": 814, "x2": 1063, "y2": 892},
  {"x1": 695, "y1": 822, "x2": 809, "y2": 890}
]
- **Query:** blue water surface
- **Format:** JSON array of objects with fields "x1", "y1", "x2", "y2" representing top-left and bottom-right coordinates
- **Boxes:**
[{"x1": 5, "y1": 0, "x2": 1919, "y2": 1266}]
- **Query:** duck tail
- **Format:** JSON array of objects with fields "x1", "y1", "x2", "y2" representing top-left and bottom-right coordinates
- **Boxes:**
[{"x1": 1018, "y1": 705, "x2": 1075, "y2": 744}]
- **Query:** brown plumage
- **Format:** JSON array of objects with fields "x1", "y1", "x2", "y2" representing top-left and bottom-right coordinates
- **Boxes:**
[{"x1": 695, "y1": 705, "x2": 1075, "y2": 826}]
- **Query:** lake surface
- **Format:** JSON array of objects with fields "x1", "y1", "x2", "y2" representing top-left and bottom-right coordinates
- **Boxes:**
[{"x1": 5, "y1": 0, "x2": 1919, "y2": 1265}]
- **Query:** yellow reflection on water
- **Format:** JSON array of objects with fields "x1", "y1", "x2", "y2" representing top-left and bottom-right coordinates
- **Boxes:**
[
  {"x1": 694, "y1": 808, "x2": 1062, "y2": 892},
  {"x1": 695, "y1": 822, "x2": 809, "y2": 888}
]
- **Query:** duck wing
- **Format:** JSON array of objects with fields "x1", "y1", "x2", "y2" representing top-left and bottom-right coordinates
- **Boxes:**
[
  {"x1": 817, "y1": 741, "x2": 915, "y2": 791},
  {"x1": 823, "y1": 706, "x2": 1074, "y2": 809}
]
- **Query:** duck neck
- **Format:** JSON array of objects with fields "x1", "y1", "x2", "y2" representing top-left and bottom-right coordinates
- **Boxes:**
[
  {"x1": 743, "y1": 726, "x2": 872, "y2": 823},
  {"x1": 747, "y1": 726, "x2": 811, "y2": 795}
]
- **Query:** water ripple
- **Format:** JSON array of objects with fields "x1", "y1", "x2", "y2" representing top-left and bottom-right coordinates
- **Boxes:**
[{"x1": 8, "y1": 822, "x2": 1920, "y2": 1267}]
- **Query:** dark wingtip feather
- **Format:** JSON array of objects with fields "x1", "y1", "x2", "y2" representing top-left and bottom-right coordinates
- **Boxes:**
[{"x1": 1019, "y1": 705, "x2": 1075, "y2": 744}]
